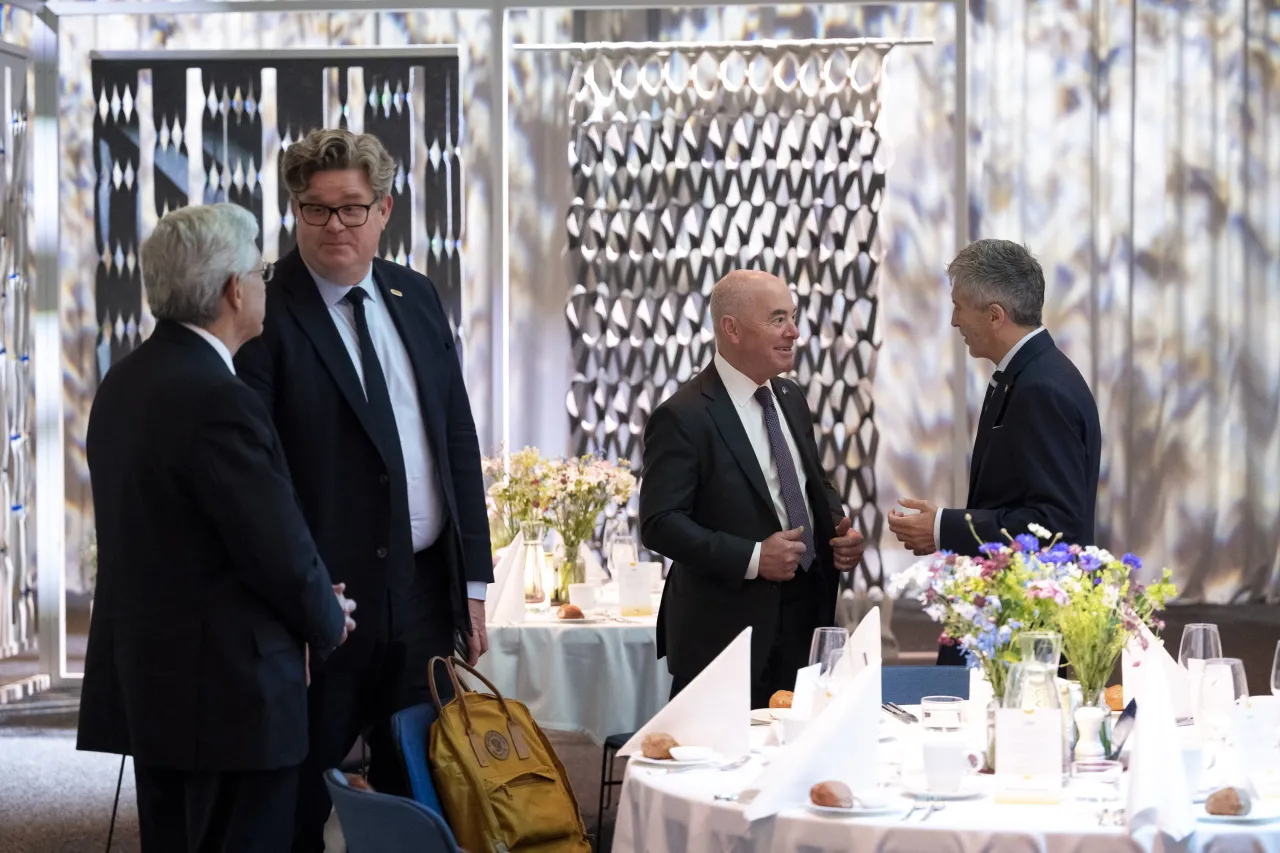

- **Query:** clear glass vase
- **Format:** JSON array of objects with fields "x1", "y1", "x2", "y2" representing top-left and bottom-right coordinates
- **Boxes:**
[
  {"x1": 520, "y1": 520, "x2": 548, "y2": 611},
  {"x1": 1004, "y1": 631, "x2": 1070, "y2": 778}
]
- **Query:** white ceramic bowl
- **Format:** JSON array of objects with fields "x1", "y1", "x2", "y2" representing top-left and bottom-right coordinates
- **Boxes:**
[{"x1": 667, "y1": 745, "x2": 713, "y2": 762}]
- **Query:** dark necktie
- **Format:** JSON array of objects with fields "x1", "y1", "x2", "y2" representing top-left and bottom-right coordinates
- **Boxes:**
[
  {"x1": 343, "y1": 288, "x2": 403, "y2": 458},
  {"x1": 753, "y1": 385, "x2": 815, "y2": 570},
  {"x1": 981, "y1": 370, "x2": 1005, "y2": 418}
]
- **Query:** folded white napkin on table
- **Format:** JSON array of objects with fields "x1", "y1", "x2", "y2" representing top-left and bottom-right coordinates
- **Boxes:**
[
  {"x1": 744, "y1": 661, "x2": 882, "y2": 821},
  {"x1": 1121, "y1": 623, "x2": 1191, "y2": 721},
  {"x1": 485, "y1": 532, "x2": 527, "y2": 625},
  {"x1": 832, "y1": 606, "x2": 881, "y2": 687},
  {"x1": 581, "y1": 543, "x2": 608, "y2": 584},
  {"x1": 1126, "y1": 642, "x2": 1194, "y2": 849},
  {"x1": 618, "y1": 628, "x2": 751, "y2": 760}
]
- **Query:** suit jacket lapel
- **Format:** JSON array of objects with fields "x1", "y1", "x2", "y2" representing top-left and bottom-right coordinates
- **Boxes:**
[
  {"x1": 277, "y1": 251, "x2": 394, "y2": 469},
  {"x1": 702, "y1": 366, "x2": 774, "y2": 514}
]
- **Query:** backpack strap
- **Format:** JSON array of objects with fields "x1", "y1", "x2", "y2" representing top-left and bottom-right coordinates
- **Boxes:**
[{"x1": 447, "y1": 657, "x2": 533, "y2": 760}]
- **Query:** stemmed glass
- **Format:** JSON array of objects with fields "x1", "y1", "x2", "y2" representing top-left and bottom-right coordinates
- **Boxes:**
[
  {"x1": 1179, "y1": 623, "x2": 1223, "y2": 721},
  {"x1": 1198, "y1": 657, "x2": 1248, "y2": 760},
  {"x1": 809, "y1": 627, "x2": 848, "y2": 669},
  {"x1": 608, "y1": 535, "x2": 638, "y2": 576}
]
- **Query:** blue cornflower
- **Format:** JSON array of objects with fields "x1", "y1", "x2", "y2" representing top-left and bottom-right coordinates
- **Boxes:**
[
  {"x1": 1041, "y1": 543, "x2": 1073, "y2": 565},
  {"x1": 1122, "y1": 553, "x2": 1142, "y2": 570},
  {"x1": 1015, "y1": 533, "x2": 1040, "y2": 553},
  {"x1": 1078, "y1": 554, "x2": 1102, "y2": 572},
  {"x1": 979, "y1": 542, "x2": 1005, "y2": 556}
]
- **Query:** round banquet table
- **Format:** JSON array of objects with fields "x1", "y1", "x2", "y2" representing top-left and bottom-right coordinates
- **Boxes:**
[
  {"x1": 473, "y1": 595, "x2": 672, "y2": 746},
  {"x1": 612, "y1": 725, "x2": 1280, "y2": 853}
]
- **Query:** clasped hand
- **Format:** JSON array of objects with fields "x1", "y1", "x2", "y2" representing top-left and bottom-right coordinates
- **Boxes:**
[
  {"x1": 306, "y1": 583, "x2": 358, "y2": 687},
  {"x1": 758, "y1": 517, "x2": 866, "y2": 582}
]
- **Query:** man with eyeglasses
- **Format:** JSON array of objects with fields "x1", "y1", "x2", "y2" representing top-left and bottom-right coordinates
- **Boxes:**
[
  {"x1": 234, "y1": 129, "x2": 493, "y2": 852},
  {"x1": 639, "y1": 270, "x2": 866, "y2": 710},
  {"x1": 79, "y1": 204, "x2": 355, "y2": 852}
]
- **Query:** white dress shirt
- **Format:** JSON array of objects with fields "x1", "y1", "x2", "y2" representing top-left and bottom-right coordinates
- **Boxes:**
[
  {"x1": 311, "y1": 266, "x2": 485, "y2": 601},
  {"x1": 181, "y1": 323, "x2": 235, "y2": 373},
  {"x1": 934, "y1": 326, "x2": 1046, "y2": 546},
  {"x1": 714, "y1": 352, "x2": 814, "y2": 580}
]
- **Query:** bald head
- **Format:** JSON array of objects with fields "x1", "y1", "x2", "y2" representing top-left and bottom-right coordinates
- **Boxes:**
[{"x1": 710, "y1": 270, "x2": 799, "y2": 384}]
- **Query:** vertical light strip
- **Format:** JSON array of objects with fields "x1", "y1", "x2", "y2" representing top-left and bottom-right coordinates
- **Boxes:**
[
  {"x1": 33, "y1": 12, "x2": 69, "y2": 683},
  {"x1": 488, "y1": 2, "x2": 510, "y2": 456},
  {"x1": 260, "y1": 67, "x2": 280, "y2": 261},
  {"x1": 346, "y1": 65, "x2": 365, "y2": 135},
  {"x1": 137, "y1": 69, "x2": 156, "y2": 239},
  {"x1": 409, "y1": 65, "x2": 427, "y2": 274},
  {"x1": 950, "y1": 0, "x2": 970, "y2": 509},
  {"x1": 185, "y1": 66, "x2": 203, "y2": 207}
]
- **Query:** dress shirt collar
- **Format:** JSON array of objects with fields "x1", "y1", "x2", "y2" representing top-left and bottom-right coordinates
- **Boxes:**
[
  {"x1": 994, "y1": 326, "x2": 1046, "y2": 378},
  {"x1": 308, "y1": 263, "x2": 377, "y2": 309},
  {"x1": 715, "y1": 351, "x2": 772, "y2": 409},
  {"x1": 179, "y1": 323, "x2": 236, "y2": 374}
]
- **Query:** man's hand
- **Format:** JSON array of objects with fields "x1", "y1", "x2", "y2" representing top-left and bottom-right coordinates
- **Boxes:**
[
  {"x1": 886, "y1": 498, "x2": 939, "y2": 556},
  {"x1": 334, "y1": 583, "x2": 357, "y2": 645},
  {"x1": 759, "y1": 527, "x2": 807, "y2": 582},
  {"x1": 829, "y1": 517, "x2": 865, "y2": 571},
  {"x1": 465, "y1": 599, "x2": 488, "y2": 666}
]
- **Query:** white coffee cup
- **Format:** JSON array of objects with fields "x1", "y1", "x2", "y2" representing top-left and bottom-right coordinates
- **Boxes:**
[
  {"x1": 772, "y1": 708, "x2": 810, "y2": 744},
  {"x1": 922, "y1": 738, "x2": 982, "y2": 795},
  {"x1": 568, "y1": 583, "x2": 596, "y2": 612}
]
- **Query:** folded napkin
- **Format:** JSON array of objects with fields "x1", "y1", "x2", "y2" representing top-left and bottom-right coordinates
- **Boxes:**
[
  {"x1": 791, "y1": 664, "x2": 821, "y2": 717},
  {"x1": 1121, "y1": 623, "x2": 1191, "y2": 721},
  {"x1": 582, "y1": 543, "x2": 609, "y2": 584},
  {"x1": 618, "y1": 627, "x2": 751, "y2": 760},
  {"x1": 833, "y1": 606, "x2": 880, "y2": 687},
  {"x1": 485, "y1": 532, "x2": 527, "y2": 625},
  {"x1": 1126, "y1": 641, "x2": 1195, "y2": 848},
  {"x1": 744, "y1": 661, "x2": 881, "y2": 821}
]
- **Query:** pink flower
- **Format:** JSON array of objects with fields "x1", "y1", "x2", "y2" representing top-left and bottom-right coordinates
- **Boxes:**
[
  {"x1": 1069, "y1": 544, "x2": 1083, "y2": 555},
  {"x1": 939, "y1": 633, "x2": 956, "y2": 647},
  {"x1": 1027, "y1": 580, "x2": 1070, "y2": 606}
]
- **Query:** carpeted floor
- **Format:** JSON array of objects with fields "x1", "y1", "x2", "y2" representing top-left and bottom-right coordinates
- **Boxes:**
[{"x1": 0, "y1": 705, "x2": 618, "y2": 853}]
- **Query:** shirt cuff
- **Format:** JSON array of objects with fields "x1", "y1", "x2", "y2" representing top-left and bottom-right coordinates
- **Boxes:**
[
  {"x1": 467, "y1": 581, "x2": 487, "y2": 601},
  {"x1": 745, "y1": 542, "x2": 761, "y2": 580},
  {"x1": 933, "y1": 508, "x2": 945, "y2": 552}
]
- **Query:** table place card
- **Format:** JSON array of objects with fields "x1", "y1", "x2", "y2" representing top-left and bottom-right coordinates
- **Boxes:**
[
  {"x1": 616, "y1": 561, "x2": 653, "y2": 616},
  {"x1": 995, "y1": 708, "x2": 1064, "y2": 804}
]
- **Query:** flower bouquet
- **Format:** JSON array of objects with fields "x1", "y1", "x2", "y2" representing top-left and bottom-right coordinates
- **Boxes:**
[
  {"x1": 482, "y1": 446, "x2": 547, "y2": 551},
  {"x1": 541, "y1": 454, "x2": 637, "y2": 602}
]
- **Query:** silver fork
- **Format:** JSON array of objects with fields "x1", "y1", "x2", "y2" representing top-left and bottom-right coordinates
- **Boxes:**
[
  {"x1": 900, "y1": 804, "x2": 920, "y2": 821},
  {"x1": 920, "y1": 803, "x2": 945, "y2": 822}
]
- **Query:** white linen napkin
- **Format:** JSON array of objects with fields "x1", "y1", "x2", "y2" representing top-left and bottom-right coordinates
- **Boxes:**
[
  {"x1": 1121, "y1": 623, "x2": 1191, "y2": 721},
  {"x1": 1126, "y1": 641, "x2": 1195, "y2": 849},
  {"x1": 485, "y1": 532, "x2": 527, "y2": 625},
  {"x1": 833, "y1": 606, "x2": 880, "y2": 687},
  {"x1": 618, "y1": 627, "x2": 751, "y2": 760},
  {"x1": 581, "y1": 543, "x2": 609, "y2": 584},
  {"x1": 744, "y1": 661, "x2": 881, "y2": 821},
  {"x1": 791, "y1": 664, "x2": 820, "y2": 717}
]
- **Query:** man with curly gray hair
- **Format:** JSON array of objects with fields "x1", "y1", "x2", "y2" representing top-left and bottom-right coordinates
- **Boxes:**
[
  {"x1": 79, "y1": 204, "x2": 356, "y2": 852},
  {"x1": 235, "y1": 129, "x2": 493, "y2": 851}
]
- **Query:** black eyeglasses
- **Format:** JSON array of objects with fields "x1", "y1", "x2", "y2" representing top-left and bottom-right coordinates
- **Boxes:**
[
  {"x1": 295, "y1": 200, "x2": 376, "y2": 228},
  {"x1": 248, "y1": 262, "x2": 275, "y2": 283}
]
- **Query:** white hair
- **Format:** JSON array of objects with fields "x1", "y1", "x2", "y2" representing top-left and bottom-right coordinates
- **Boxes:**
[{"x1": 140, "y1": 203, "x2": 261, "y2": 327}]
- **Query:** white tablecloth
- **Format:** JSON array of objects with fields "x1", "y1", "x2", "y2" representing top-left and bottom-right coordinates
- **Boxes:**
[
  {"x1": 613, "y1": 725, "x2": 1280, "y2": 853},
  {"x1": 474, "y1": 602, "x2": 671, "y2": 746}
]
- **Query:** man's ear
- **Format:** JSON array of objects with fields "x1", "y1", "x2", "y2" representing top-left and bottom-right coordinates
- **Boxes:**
[
  {"x1": 987, "y1": 301, "x2": 1008, "y2": 329},
  {"x1": 719, "y1": 315, "x2": 740, "y2": 345},
  {"x1": 223, "y1": 273, "x2": 242, "y2": 310}
]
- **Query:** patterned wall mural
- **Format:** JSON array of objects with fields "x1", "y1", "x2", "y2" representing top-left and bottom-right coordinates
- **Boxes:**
[
  {"x1": 90, "y1": 52, "x2": 462, "y2": 366},
  {"x1": 0, "y1": 47, "x2": 34, "y2": 662},
  {"x1": 565, "y1": 42, "x2": 897, "y2": 584}
]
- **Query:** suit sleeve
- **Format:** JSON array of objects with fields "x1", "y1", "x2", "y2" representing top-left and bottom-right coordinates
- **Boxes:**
[
  {"x1": 939, "y1": 385, "x2": 1091, "y2": 550},
  {"x1": 638, "y1": 405, "x2": 755, "y2": 587},
  {"x1": 183, "y1": 382, "x2": 345, "y2": 659}
]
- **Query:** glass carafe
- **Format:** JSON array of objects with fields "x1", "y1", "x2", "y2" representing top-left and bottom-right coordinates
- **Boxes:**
[
  {"x1": 1004, "y1": 631, "x2": 1069, "y2": 777},
  {"x1": 520, "y1": 520, "x2": 549, "y2": 611}
]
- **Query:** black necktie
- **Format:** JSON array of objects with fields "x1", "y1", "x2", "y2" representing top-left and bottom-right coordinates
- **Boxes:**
[
  {"x1": 343, "y1": 288, "x2": 403, "y2": 458},
  {"x1": 981, "y1": 370, "x2": 1005, "y2": 417}
]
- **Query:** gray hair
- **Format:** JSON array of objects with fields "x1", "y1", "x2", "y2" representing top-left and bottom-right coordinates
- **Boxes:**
[
  {"x1": 710, "y1": 269, "x2": 773, "y2": 334},
  {"x1": 281, "y1": 128, "x2": 397, "y2": 199},
  {"x1": 140, "y1": 203, "x2": 261, "y2": 327},
  {"x1": 947, "y1": 239, "x2": 1045, "y2": 327}
]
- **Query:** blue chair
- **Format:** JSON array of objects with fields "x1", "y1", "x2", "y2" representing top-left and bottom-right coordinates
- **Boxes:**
[
  {"x1": 390, "y1": 702, "x2": 445, "y2": 816},
  {"x1": 881, "y1": 665, "x2": 971, "y2": 705},
  {"x1": 324, "y1": 768, "x2": 460, "y2": 853}
]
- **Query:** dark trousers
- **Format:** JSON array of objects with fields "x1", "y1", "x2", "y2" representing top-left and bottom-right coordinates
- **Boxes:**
[
  {"x1": 134, "y1": 762, "x2": 297, "y2": 853},
  {"x1": 293, "y1": 551, "x2": 457, "y2": 853},
  {"x1": 669, "y1": 570, "x2": 824, "y2": 711}
]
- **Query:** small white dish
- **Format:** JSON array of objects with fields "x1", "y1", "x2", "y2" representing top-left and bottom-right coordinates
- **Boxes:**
[
  {"x1": 1197, "y1": 802, "x2": 1280, "y2": 824},
  {"x1": 630, "y1": 752, "x2": 718, "y2": 767},
  {"x1": 751, "y1": 708, "x2": 784, "y2": 723},
  {"x1": 900, "y1": 781, "x2": 984, "y2": 801},
  {"x1": 808, "y1": 800, "x2": 902, "y2": 818},
  {"x1": 668, "y1": 745, "x2": 714, "y2": 762},
  {"x1": 554, "y1": 615, "x2": 605, "y2": 624}
]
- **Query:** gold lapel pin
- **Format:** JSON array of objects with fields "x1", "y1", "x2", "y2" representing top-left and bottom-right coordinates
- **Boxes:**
[{"x1": 390, "y1": 288, "x2": 403, "y2": 297}]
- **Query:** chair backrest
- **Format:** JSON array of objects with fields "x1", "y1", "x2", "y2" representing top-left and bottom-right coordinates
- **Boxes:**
[
  {"x1": 881, "y1": 665, "x2": 971, "y2": 705},
  {"x1": 390, "y1": 701, "x2": 444, "y2": 815},
  {"x1": 324, "y1": 768, "x2": 460, "y2": 853}
]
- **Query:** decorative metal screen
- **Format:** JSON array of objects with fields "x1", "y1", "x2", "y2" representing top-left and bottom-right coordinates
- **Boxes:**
[
  {"x1": 565, "y1": 43, "x2": 893, "y2": 580},
  {"x1": 0, "y1": 48, "x2": 34, "y2": 661},
  {"x1": 90, "y1": 51, "x2": 462, "y2": 367}
]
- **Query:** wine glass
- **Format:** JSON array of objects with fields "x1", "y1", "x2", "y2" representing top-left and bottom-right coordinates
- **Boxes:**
[
  {"x1": 608, "y1": 535, "x2": 638, "y2": 577},
  {"x1": 1179, "y1": 623, "x2": 1223, "y2": 721},
  {"x1": 1271, "y1": 641, "x2": 1280, "y2": 697},
  {"x1": 809, "y1": 627, "x2": 848, "y2": 669},
  {"x1": 1198, "y1": 657, "x2": 1248, "y2": 759}
]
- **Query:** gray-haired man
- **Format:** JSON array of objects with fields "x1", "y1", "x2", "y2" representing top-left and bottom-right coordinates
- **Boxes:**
[{"x1": 79, "y1": 203, "x2": 356, "y2": 852}]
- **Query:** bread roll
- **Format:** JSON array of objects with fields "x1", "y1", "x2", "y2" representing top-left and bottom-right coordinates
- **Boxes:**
[
  {"x1": 769, "y1": 690, "x2": 794, "y2": 709},
  {"x1": 641, "y1": 733, "x2": 679, "y2": 760},
  {"x1": 557, "y1": 603, "x2": 584, "y2": 620},
  {"x1": 810, "y1": 780, "x2": 854, "y2": 809},
  {"x1": 1205, "y1": 787, "x2": 1252, "y2": 816},
  {"x1": 1104, "y1": 684, "x2": 1124, "y2": 712}
]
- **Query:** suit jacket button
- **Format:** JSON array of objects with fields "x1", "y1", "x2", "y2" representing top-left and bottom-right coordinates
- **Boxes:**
[
  {"x1": 379, "y1": 473, "x2": 389, "y2": 485},
  {"x1": 376, "y1": 547, "x2": 388, "y2": 559}
]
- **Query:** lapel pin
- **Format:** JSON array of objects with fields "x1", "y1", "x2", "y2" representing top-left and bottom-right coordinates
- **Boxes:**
[{"x1": 390, "y1": 288, "x2": 403, "y2": 297}]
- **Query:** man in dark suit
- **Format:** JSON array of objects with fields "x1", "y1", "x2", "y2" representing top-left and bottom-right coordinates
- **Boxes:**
[
  {"x1": 639, "y1": 270, "x2": 867, "y2": 710},
  {"x1": 79, "y1": 203, "x2": 356, "y2": 853},
  {"x1": 887, "y1": 239, "x2": 1101, "y2": 664},
  {"x1": 234, "y1": 128, "x2": 493, "y2": 851}
]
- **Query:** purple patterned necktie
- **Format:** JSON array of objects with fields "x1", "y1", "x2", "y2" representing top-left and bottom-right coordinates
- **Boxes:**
[{"x1": 753, "y1": 386, "x2": 815, "y2": 570}]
